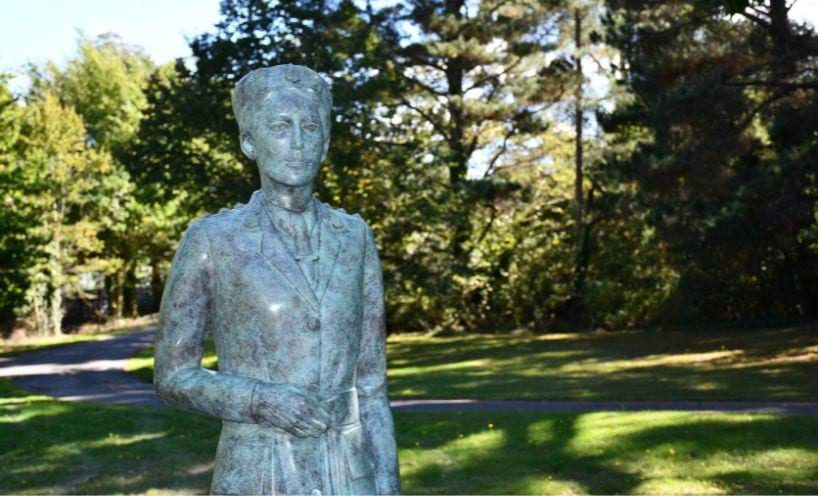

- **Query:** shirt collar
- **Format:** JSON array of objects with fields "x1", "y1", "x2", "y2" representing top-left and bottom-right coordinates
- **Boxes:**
[{"x1": 260, "y1": 190, "x2": 317, "y2": 227}]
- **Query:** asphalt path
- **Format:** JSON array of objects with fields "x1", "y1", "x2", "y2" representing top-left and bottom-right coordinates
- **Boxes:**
[
  {"x1": 3, "y1": 329, "x2": 818, "y2": 414},
  {"x1": 0, "y1": 329, "x2": 162, "y2": 406}
]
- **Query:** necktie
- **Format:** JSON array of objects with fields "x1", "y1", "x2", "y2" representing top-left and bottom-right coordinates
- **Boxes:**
[{"x1": 290, "y1": 210, "x2": 319, "y2": 290}]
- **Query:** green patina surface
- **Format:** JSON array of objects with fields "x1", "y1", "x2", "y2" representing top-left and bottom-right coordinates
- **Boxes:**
[{"x1": 153, "y1": 64, "x2": 398, "y2": 494}]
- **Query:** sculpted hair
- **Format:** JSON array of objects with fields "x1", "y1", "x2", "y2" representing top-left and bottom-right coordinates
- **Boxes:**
[{"x1": 231, "y1": 64, "x2": 332, "y2": 143}]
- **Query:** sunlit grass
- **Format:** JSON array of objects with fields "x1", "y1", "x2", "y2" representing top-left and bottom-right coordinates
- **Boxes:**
[
  {"x1": 129, "y1": 325, "x2": 818, "y2": 401},
  {"x1": 2, "y1": 379, "x2": 817, "y2": 494},
  {"x1": 384, "y1": 326, "x2": 818, "y2": 400},
  {"x1": 397, "y1": 410, "x2": 818, "y2": 494}
]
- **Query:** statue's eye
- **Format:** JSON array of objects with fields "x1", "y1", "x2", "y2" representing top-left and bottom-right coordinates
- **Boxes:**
[
  {"x1": 270, "y1": 122, "x2": 289, "y2": 132},
  {"x1": 303, "y1": 123, "x2": 319, "y2": 132}
]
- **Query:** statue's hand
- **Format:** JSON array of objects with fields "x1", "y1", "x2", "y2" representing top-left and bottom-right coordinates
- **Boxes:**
[{"x1": 251, "y1": 383, "x2": 331, "y2": 437}]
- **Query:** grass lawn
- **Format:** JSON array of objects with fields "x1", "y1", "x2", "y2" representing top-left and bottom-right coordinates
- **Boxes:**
[
  {"x1": 128, "y1": 325, "x2": 818, "y2": 401},
  {"x1": 1, "y1": 379, "x2": 817, "y2": 494}
]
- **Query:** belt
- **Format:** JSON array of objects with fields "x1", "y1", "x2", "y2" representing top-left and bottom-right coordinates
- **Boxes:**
[
  {"x1": 223, "y1": 387, "x2": 360, "y2": 442},
  {"x1": 319, "y1": 387, "x2": 359, "y2": 428}
]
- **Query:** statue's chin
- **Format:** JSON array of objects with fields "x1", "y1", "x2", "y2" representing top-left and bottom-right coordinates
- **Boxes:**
[{"x1": 260, "y1": 163, "x2": 319, "y2": 188}]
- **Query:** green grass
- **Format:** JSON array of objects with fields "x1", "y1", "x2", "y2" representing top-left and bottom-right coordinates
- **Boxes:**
[
  {"x1": 128, "y1": 325, "x2": 818, "y2": 401},
  {"x1": 1, "y1": 379, "x2": 817, "y2": 494},
  {"x1": 126, "y1": 337, "x2": 217, "y2": 383}
]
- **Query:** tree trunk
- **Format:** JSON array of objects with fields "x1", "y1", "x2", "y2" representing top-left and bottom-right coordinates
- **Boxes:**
[
  {"x1": 444, "y1": 0, "x2": 470, "y2": 263},
  {"x1": 105, "y1": 274, "x2": 123, "y2": 319},
  {"x1": 122, "y1": 262, "x2": 138, "y2": 317},
  {"x1": 47, "y1": 284, "x2": 63, "y2": 336},
  {"x1": 570, "y1": 8, "x2": 588, "y2": 326},
  {"x1": 150, "y1": 257, "x2": 165, "y2": 313},
  {"x1": 574, "y1": 8, "x2": 584, "y2": 249}
]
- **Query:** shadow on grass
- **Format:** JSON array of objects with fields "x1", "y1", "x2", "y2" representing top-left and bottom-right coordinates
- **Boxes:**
[
  {"x1": 0, "y1": 381, "x2": 219, "y2": 494},
  {"x1": 397, "y1": 411, "x2": 818, "y2": 494},
  {"x1": 387, "y1": 326, "x2": 818, "y2": 401},
  {"x1": 126, "y1": 326, "x2": 818, "y2": 402},
  {"x1": 2, "y1": 378, "x2": 817, "y2": 494}
]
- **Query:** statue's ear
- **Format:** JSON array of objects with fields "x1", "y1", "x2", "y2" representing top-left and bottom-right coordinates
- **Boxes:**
[
  {"x1": 321, "y1": 133, "x2": 331, "y2": 162},
  {"x1": 321, "y1": 138, "x2": 329, "y2": 162},
  {"x1": 240, "y1": 133, "x2": 256, "y2": 160}
]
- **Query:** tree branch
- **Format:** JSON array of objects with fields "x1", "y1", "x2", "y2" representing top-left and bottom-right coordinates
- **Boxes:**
[
  {"x1": 738, "y1": 10, "x2": 771, "y2": 29},
  {"x1": 399, "y1": 95, "x2": 450, "y2": 139},
  {"x1": 404, "y1": 73, "x2": 449, "y2": 97},
  {"x1": 481, "y1": 126, "x2": 516, "y2": 179},
  {"x1": 725, "y1": 79, "x2": 818, "y2": 89}
]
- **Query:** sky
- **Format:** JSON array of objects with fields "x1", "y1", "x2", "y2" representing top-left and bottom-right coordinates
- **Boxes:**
[
  {"x1": 0, "y1": 0, "x2": 223, "y2": 92},
  {"x1": 792, "y1": 0, "x2": 818, "y2": 25}
]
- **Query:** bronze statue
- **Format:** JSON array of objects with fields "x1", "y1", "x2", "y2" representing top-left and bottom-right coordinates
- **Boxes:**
[{"x1": 154, "y1": 64, "x2": 400, "y2": 495}]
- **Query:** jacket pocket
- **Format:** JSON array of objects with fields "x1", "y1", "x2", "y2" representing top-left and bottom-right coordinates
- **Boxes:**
[
  {"x1": 340, "y1": 422, "x2": 375, "y2": 481},
  {"x1": 211, "y1": 439, "x2": 269, "y2": 495}
]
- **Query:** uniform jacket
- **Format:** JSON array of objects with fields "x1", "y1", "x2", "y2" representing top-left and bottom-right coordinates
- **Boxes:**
[{"x1": 154, "y1": 190, "x2": 400, "y2": 495}]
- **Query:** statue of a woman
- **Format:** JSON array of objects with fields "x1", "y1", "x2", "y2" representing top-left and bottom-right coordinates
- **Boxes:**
[{"x1": 154, "y1": 64, "x2": 400, "y2": 495}]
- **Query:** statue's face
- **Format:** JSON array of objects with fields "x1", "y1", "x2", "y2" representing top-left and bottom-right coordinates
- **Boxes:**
[{"x1": 241, "y1": 87, "x2": 326, "y2": 187}]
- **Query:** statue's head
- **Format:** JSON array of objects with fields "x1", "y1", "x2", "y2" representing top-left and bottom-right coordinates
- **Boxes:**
[{"x1": 232, "y1": 64, "x2": 332, "y2": 187}]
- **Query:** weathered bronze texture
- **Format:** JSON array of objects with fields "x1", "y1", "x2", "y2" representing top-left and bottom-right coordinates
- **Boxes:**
[{"x1": 154, "y1": 64, "x2": 400, "y2": 495}]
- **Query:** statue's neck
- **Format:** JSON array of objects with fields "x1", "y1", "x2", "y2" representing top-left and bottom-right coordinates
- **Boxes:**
[{"x1": 260, "y1": 176, "x2": 313, "y2": 212}]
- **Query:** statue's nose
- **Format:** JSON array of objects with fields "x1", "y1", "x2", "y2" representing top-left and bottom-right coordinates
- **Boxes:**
[{"x1": 292, "y1": 126, "x2": 304, "y2": 150}]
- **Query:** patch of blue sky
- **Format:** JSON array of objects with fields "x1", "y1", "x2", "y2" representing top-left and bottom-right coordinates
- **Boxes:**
[{"x1": 0, "y1": 0, "x2": 222, "y2": 93}]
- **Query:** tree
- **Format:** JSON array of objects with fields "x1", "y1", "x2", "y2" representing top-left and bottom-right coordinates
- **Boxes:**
[
  {"x1": 602, "y1": 0, "x2": 818, "y2": 322},
  {"x1": 0, "y1": 76, "x2": 27, "y2": 333},
  {"x1": 369, "y1": 0, "x2": 575, "y2": 330},
  {"x1": 34, "y1": 34, "x2": 173, "y2": 318},
  {"x1": 9, "y1": 93, "x2": 116, "y2": 335},
  {"x1": 49, "y1": 33, "x2": 153, "y2": 155}
]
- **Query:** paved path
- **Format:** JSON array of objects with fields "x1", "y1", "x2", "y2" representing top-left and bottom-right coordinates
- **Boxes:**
[
  {"x1": 0, "y1": 329, "x2": 162, "y2": 406},
  {"x1": 3, "y1": 329, "x2": 818, "y2": 414}
]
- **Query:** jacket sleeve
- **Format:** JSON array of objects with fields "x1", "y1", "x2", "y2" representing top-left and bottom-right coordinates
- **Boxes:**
[
  {"x1": 356, "y1": 222, "x2": 401, "y2": 494},
  {"x1": 154, "y1": 220, "x2": 262, "y2": 423}
]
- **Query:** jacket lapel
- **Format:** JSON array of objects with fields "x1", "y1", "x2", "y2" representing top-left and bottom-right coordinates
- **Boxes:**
[
  {"x1": 316, "y1": 203, "x2": 344, "y2": 303},
  {"x1": 245, "y1": 192, "x2": 320, "y2": 312}
]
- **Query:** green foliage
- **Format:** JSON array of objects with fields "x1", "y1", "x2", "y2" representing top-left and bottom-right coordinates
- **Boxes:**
[
  {"x1": 601, "y1": 0, "x2": 818, "y2": 323},
  {"x1": 3, "y1": 1, "x2": 818, "y2": 335},
  {"x1": 46, "y1": 33, "x2": 153, "y2": 154},
  {"x1": 0, "y1": 34, "x2": 190, "y2": 333},
  {"x1": 0, "y1": 76, "x2": 27, "y2": 325},
  {"x1": 127, "y1": 62, "x2": 252, "y2": 214},
  {"x1": 6, "y1": 92, "x2": 118, "y2": 335},
  {"x1": 373, "y1": 0, "x2": 575, "y2": 331},
  {"x1": 41, "y1": 34, "x2": 186, "y2": 320}
]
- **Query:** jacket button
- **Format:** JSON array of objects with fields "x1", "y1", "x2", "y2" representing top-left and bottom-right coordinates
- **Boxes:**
[{"x1": 308, "y1": 316, "x2": 321, "y2": 331}]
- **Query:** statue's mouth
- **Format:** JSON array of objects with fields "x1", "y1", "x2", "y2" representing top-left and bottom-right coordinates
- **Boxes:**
[{"x1": 282, "y1": 160, "x2": 312, "y2": 169}]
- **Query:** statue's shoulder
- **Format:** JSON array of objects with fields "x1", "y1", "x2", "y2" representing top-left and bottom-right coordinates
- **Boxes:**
[
  {"x1": 319, "y1": 201, "x2": 370, "y2": 234},
  {"x1": 192, "y1": 200, "x2": 253, "y2": 234}
]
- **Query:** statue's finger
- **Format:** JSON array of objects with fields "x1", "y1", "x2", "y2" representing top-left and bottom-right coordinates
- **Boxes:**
[
  {"x1": 309, "y1": 405, "x2": 332, "y2": 425},
  {"x1": 294, "y1": 410, "x2": 327, "y2": 431},
  {"x1": 303, "y1": 416, "x2": 328, "y2": 432},
  {"x1": 288, "y1": 423, "x2": 312, "y2": 438},
  {"x1": 274, "y1": 411, "x2": 302, "y2": 432},
  {"x1": 293, "y1": 420, "x2": 322, "y2": 437}
]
